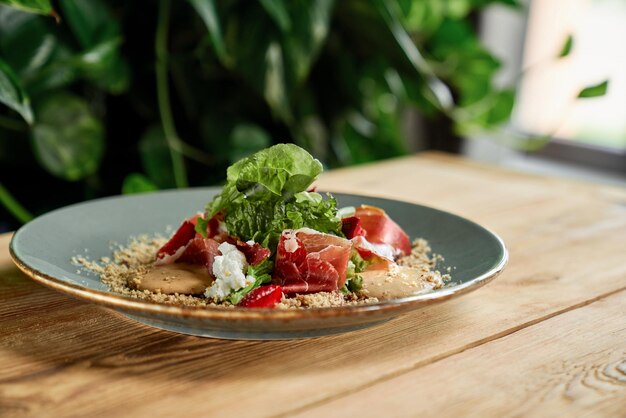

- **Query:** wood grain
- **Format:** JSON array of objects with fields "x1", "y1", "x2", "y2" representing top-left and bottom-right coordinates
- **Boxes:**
[
  {"x1": 292, "y1": 292, "x2": 626, "y2": 418},
  {"x1": 1, "y1": 153, "x2": 625, "y2": 418}
]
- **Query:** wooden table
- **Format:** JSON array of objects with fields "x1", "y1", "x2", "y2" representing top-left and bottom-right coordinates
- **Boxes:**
[{"x1": 1, "y1": 152, "x2": 625, "y2": 417}]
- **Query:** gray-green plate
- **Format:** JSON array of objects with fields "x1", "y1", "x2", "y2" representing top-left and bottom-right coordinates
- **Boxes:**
[{"x1": 10, "y1": 188, "x2": 507, "y2": 340}]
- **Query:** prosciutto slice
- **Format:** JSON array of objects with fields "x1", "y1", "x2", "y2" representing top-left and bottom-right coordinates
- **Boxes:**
[
  {"x1": 155, "y1": 213, "x2": 270, "y2": 276},
  {"x1": 351, "y1": 236, "x2": 394, "y2": 271},
  {"x1": 177, "y1": 237, "x2": 221, "y2": 274},
  {"x1": 351, "y1": 205, "x2": 411, "y2": 256},
  {"x1": 273, "y1": 229, "x2": 351, "y2": 293},
  {"x1": 155, "y1": 214, "x2": 201, "y2": 264},
  {"x1": 233, "y1": 240, "x2": 271, "y2": 266}
]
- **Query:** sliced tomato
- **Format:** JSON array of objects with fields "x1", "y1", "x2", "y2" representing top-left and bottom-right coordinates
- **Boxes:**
[
  {"x1": 238, "y1": 285, "x2": 283, "y2": 308},
  {"x1": 341, "y1": 216, "x2": 366, "y2": 239}
]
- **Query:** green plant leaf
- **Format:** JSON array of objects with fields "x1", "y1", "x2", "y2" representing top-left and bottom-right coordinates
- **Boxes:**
[
  {"x1": 260, "y1": 0, "x2": 291, "y2": 31},
  {"x1": 452, "y1": 88, "x2": 515, "y2": 133},
  {"x1": 559, "y1": 35, "x2": 573, "y2": 57},
  {"x1": 0, "y1": 0, "x2": 54, "y2": 16},
  {"x1": 57, "y1": 0, "x2": 129, "y2": 93},
  {"x1": 264, "y1": 42, "x2": 291, "y2": 121},
  {"x1": 0, "y1": 57, "x2": 34, "y2": 124},
  {"x1": 0, "y1": 7, "x2": 55, "y2": 74},
  {"x1": 74, "y1": 37, "x2": 130, "y2": 94},
  {"x1": 372, "y1": 0, "x2": 454, "y2": 111},
  {"x1": 282, "y1": 0, "x2": 334, "y2": 84},
  {"x1": 0, "y1": 181, "x2": 33, "y2": 223},
  {"x1": 225, "y1": 1, "x2": 334, "y2": 122},
  {"x1": 487, "y1": 0, "x2": 522, "y2": 7},
  {"x1": 188, "y1": 0, "x2": 228, "y2": 64},
  {"x1": 229, "y1": 123, "x2": 271, "y2": 163},
  {"x1": 225, "y1": 6, "x2": 290, "y2": 121},
  {"x1": 428, "y1": 18, "x2": 501, "y2": 106},
  {"x1": 0, "y1": 7, "x2": 79, "y2": 95},
  {"x1": 486, "y1": 89, "x2": 515, "y2": 125},
  {"x1": 31, "y1": 92, "x2": 104, "y2": 180},
  {"x1": 401, "y1": 0, "x2": 444, "y2": 35},
  {"x1": 577, "y1": 80, "x2": 608, "y2": 98},
  {"x1": 58, "y1": 0, "x2": 118, "y2": 48},
  {"x1": 122, "y1": 173, "x2": 159, "y2": 194},
  {"x1": 139, "y1": 125, "x2": 176, "y2": 188}
]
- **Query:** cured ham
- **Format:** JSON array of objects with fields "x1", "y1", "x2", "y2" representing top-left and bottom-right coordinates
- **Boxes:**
[
  {"x1": 273, "y1": 229, "x2": 351, "y2": 293},
  {"x1": 349, "y1": 205, "x2": 411, "y2": 256},
  {"x1": 351, "y1": 236, "x2": 394, "y2": 271},
  {"x1": 233, "y1": 240, "x2": 271, "y2": 266},
  {"x1": 155, "y1": 214, "x2": 268, "y2": 274},
  {"x1": 155, "y1": 215, "x2": 200, "y2": 264},
  {"x1": 204, "y1": 211, "x2": 229, "y2": 241},
  {"x1": 177, "y1": 237, "x2": 221, "y2": 274}
]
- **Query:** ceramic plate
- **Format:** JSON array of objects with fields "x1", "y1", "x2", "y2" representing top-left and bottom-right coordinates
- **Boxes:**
[{"x1": 10, "y1": 188, "x2": 507, "y2": 340}]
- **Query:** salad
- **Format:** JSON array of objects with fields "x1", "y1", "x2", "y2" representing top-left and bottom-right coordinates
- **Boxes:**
[
  {"x1": 123, "y1": 143, "x2": 445, "y2": 309},
  {"x1": 69, "y1": 144, "x2": 447, "y2": 309}
]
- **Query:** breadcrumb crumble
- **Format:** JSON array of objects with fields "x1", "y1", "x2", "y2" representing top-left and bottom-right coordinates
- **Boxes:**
[{"x1": 72, "y1": 235, "x2": 451, "y2": 309}]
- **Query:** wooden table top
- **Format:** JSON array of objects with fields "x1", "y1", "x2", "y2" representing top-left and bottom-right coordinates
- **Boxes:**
[{"x1": 1, "y1": 152, "x2": 625, "y2": 417}]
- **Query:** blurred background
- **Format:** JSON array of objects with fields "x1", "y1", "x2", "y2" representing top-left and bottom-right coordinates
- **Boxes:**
[{"x1": 0, "y1": 0, "x2": 622, "y2": 232}]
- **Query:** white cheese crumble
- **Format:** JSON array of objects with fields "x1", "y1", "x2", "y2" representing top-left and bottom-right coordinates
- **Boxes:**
[{"x1": 205, "y1": 242, "x2": 253, "y2": 300}]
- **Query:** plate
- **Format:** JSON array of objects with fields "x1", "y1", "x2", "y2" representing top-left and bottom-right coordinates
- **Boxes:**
[{"x1": 10, "y1": 188, "x2": 507, "y2": 340}]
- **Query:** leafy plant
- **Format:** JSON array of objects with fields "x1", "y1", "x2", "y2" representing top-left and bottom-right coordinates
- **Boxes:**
[{"x1": 0, "y1": 0, "x2": 523, "y2": 228}]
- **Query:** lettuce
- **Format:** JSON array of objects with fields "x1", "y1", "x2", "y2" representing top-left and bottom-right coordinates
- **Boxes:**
[
  {"x1": 208, "y1": 144, "x2": 323, "y2": 217},
  {"x1": 203, "y1": 144, "x2": 341, "y2": 249},
  {"x1": 342, "y1": 250, "x2": 368, "y2": 293},
  {"x1": 225, "y1": 259, "x2": 273, "y2": 305},
  {"x1": 224, "y1": 191, "x2": 341, "y2": 249}
]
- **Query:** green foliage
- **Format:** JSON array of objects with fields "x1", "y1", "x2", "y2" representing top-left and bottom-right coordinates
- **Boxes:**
[
  {"x1": 559, "y1": 35, "x2": 573, "y2": 58},
  {"x1": 225, "y1": 262, "x2": 273, "y2": 305},
  {"x1": 228, "y1": 124, "x2": 272, "y2": 163},
  {"x1": 206, "y1": 144, "x2": 340, "y2": 248},
  {"x1": 188, "y1": 0, "x2": 227, "y2": 63},
  {"x1": 260, "y1": 0, "x2": 291, "y2": 31},
  {"x1": 0, "y1": 0, "x2": 525, "y2": 224},
  {"x1": 0, "y1": 0, "x2": 52, "y2": 16},
  {"x1": 122, "y1": 174, "x2": 158, "y2": 194},
  {"x1": 31, "y1": 92, "x2": 104, "y2": 181},
  {"x1": 139, "y1": 126, "x2": 176, "y2": 189},
  {"x1": 223, "y1": 191, "x2": 341, "y2": 249},
  {"x1": 577, "y1": 80, "x2": 608, "y2": 99},
  {"x1": 225, "y1": 257, "x2": 274, "y2": 305},
  {"x1": 0, "y1": 57, "x2": 33, "y2": 124}
]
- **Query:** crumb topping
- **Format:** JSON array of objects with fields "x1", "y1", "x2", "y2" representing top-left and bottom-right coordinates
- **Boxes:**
[{"x1": 72, "y1": 235, "x2": 451, "y2": 309}]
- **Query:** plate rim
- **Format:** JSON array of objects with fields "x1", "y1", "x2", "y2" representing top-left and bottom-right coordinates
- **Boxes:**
[{"x1": 9, "y1": 189, "x2": 508, "y2": 321}]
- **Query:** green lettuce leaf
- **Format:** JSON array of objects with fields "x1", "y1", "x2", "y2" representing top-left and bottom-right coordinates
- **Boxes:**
[
  {"x1": 349, "y1": 249, "x2": 370, "y2": 274},
  {"x1": 345, "y1": 274, "x2": 363, "y2": 293},
  {"x1": 224, "y1": 191, "x2": 341, "y2": 249},
  {"x1": 225, "y1": 258, "x2": 273, "y2": 305},
  {"x1": 342, "y1": 250, "x2": 369, "y2": 293},
  {"x1": 204, "y1": 144, "x2": 340, "y2": 249},
  {"x1": 209, "y1": 143, "x2": 323, "y2": 216}
]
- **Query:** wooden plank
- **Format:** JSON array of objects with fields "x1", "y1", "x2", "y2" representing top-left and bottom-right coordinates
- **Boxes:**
[
  {"x1": 291, "y1": 291, "x2": 626, "y2": 418},
  {"x1": 1, "y1": 154, "x2": 625, "y2": 417}
]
